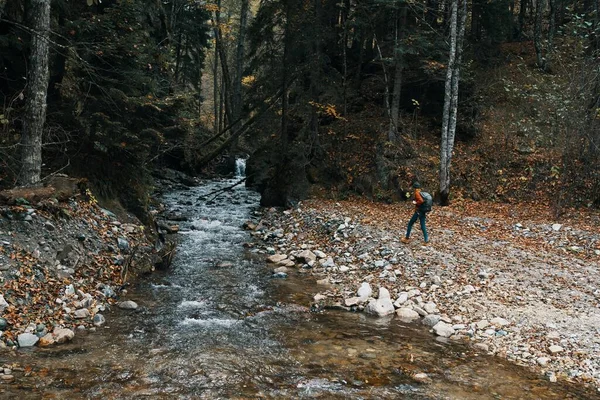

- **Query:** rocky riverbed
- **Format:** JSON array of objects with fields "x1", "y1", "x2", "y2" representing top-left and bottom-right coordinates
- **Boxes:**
[{"x1": 247, "y1": 197, "x2": 600, "y2": 393}]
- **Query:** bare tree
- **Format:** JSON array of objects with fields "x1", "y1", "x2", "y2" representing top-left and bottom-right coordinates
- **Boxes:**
[
  {"x1": 390, "y1": 5, "x2": 407, "y2": 139},
  {"x1": 439, "y1": 0, "x2": 467, "y2": 205},
  {"x1": 19, "y1": 0, "x2": 51, "y2": 186}
]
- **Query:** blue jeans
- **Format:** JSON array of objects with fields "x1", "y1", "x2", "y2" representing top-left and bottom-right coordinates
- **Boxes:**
[{"x1": 405, "y1": 211, "x2": 428, "y2": 242}]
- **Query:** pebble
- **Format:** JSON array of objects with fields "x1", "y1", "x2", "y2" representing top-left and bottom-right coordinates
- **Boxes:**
[
  {"x1": 548, "y1": 345, "x2": 564, "y2": 354},
  {"x1": 396, "y1": 308, "x2": 420, "y2": 321},
  {"x1": 118, "y1": 300, "x2": 139, "y2": 310},
  {"x1": 433, "y1": 321, "x2": 455, "y2": 338}
]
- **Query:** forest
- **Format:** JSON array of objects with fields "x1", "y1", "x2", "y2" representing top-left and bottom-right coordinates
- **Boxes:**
[
  {"x1": 0, "y1": 0, "x2": 598, "y2": 216},
  {"x1": 1, "y1": 0, "x2": 600, "y2": 397}
]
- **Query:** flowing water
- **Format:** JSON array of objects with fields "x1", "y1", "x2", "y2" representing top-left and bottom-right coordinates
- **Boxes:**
[{"x1": 1, "y1": 175, "x2": 598, "y2": 399}]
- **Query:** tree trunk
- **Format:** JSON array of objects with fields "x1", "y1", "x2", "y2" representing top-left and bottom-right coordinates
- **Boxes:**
[
  {"x1": 534, "y1": 0, "x2": 545, "y2": 69},
  {"x1": 213, "y1": 41, "x2": 220, "y2": 135},
  {"x1": 548, "y1": 0, "x2": 556, "y2": 50},
  {"x1": 213, "y1": 6, "x2": 234, "y2": 127},
  {"x1": 518, "y1": 0, "x2": 527, "y2": 39},
  {"x1": 390, "y1": 6, "x2": 407, "y2": 139},
  {"x1": 233, "y1": 0, "x2": 248, "y2": 130},
  {"x1": 439, "y1": 0, "x2": 466, "y2": 206},
  {"x1": 20, "y1": 0, "x2": 51, "y2": 187}
]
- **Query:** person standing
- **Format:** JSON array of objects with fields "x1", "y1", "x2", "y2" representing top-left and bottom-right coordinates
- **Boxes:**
[{"x1": 401, "y1": 182, "x2": 429, "y2": 243}]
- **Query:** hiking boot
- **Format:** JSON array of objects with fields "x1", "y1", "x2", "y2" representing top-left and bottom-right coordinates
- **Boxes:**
[{"x1": 401, "y1": 237, "x2": 410, "y2": 244}]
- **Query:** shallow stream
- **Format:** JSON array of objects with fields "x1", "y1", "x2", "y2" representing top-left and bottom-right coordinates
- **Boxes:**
[{"x1": 0, "y1": 176, "x2": 597, "y2": 399}]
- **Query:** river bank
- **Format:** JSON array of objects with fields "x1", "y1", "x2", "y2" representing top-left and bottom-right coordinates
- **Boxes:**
[{"x1": 251, "y1": 197, "x2": 600, "y2": 393}]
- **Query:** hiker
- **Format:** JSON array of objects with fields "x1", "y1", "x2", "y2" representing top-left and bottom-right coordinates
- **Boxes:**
[{"x1": 401, "y1": 182, "x2": 430, "y2": 244}]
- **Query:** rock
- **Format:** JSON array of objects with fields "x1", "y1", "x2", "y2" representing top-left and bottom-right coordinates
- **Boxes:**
[
  {"x1": 314, "y1": 250, "x2": 327, "y2": 259},
  {"x1": 396, "y1": 308, "x2": 420, "y2": 321},
  {"x1": 38, "y1": 333, "x2": 55, "y2": 347},
  {"x1": 216, "y1": 261, "x2": 234, "y2": 268},
  {"x1": 537, "y1": 357, "x2": 551, "y2": 366},
  {"x1": 1, "y1": 375, "x2": 14, "y2": 381},
  {"x1": 413, "y1": 306, "x2": 428, "y2": 317},
  {"x1": 339, "y1": 266, "x2": 350, "y2": 273},
  {"x1": 118, "y1": 300, "x2": 139, "y2": 310},
  {"x1": 365, "y1": 287, "x2": 395, "y2": 317},
  {"x1": 365, "y1": 298, "x2": 395, "y2": 317},
  {"x1": 474, "y1": 343, "x2": 489, "y2": 352},
  {"x1": 320, "y1": 257, "x2": 335, "y2": 268},
  {"x1": 463, "y1": 285, "x2": 475, "y2": 293},
  {"x1": 423, "y1": 302, "x2": 438, "y2": 314},
  {"x1": 267, "y1": 254, "x2": 287, "y2": 263},
  {"x1": 44, "y1": 221, "x2": 56, "y2": 231},
  {"x1": 345, "y1": 297, "x2": 362, "y2": 307},
  {"x1": 433, "y1": 321, "x2": 455, "y2": 338},
  {"x1": 272, "y1": 272, "x2": 288, "y2": 279},
  {"x1": 74, "y1": 309, "x2": 90, "y2": 319},
  {"x1": 476, "y1": 320, "x2": 489, "y2": 330},
  {"x1": 422, "y1": 314, "x2": 441, "y2": 327},
  {"x1": 313, "y1": 293, "x2": 327, "y2": 302},
  {"x1": 316, "y1": 278, "x2": 330, "y2": 285},
  {"x1": 93, "y1": 313, "x2": 106, "y2": 327},
  {"x1": 274, "y1": 266, "x2": 288, "y2": 273},
  {"x1": 117, "y1": 237, "x2": 129, "y2": 251},
  {"x1": 0, "y1": 294, "x2": 8, "y2": 313},
  {"x1": 0, "y1": 317, "x2": 8, "y2": 330},
  {"x1": 548, "y1": 345, "x2": 564, "y2": 354},
  {"x1": 478, "y1": 270, "x2": 490, "y2": 279},
  {"x1": 54, "y1": 328, "x2": 75, "y2": 344},
  {"x1": 551, "y1": 224, "x2": 562, "y2": 231},
  {"x1": 546, "y1": 331, "x2": 560, "y2": 340},
  {"x1": 413, "y1": 373, "x2": 430, "y2": 383},
  {"x1": 490, "y1": 317, "x2": 509, "y2": 327},
  {"x1": 296, "y1": 250, "x2": 317, "y2": 264},
  {"x1": 17, "y1": 333, "x2": 39, "y2": 347},
  {"x1": 394, "y1": 292, "x2": 409, "y2": 307},
  {"x1": 357, "y1": 282, "x2": 372, "y2": 300}
]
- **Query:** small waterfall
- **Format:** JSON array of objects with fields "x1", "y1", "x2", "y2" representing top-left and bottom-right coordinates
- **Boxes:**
[{"x1": 235, "y1": 158, "x2": 246, "y2": 178}]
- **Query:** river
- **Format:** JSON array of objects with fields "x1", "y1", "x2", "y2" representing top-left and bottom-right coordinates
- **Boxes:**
[{"x1": 0, "y1": 174, "x2": 597, "y2": 399}]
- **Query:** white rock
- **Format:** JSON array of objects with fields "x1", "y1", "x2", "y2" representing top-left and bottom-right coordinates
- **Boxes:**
[
  {"x1": 463, "y1": 285, "x2": 475, "y2": 293},
  {"x1": 476, "y1": 320, "x2": 489, "y2": 330},
  {"x1": 320, "y1": 257, "x2": 335, "y2": 268},
  {"x1": 0, "y1": 294, "x2": 9, "y2": 312},
  {"x1": 339, "y1": 266, "x2": 350, "y2": 273},
  {"x1": 474, "y1": 343, "x2": 489, "y2": 352},
  {"x1": 345, "y1": 297, "x2": 361, "y2": 307},
  {"x1": 433, "y1": 321, "x2": 455, "y2": 338},
  {"x1": 490, "y1": 317, "x2": 509, "y2": 327},
  {"x1": 396, "y1": 308, "x2": 420, "y2": 321},
  {"x1": 313, "y1": 293, "x2": 327, "y2": 302},
  {"x1": 267, "y1": 254, "x2": 287, "y2": 263},
  {"x1": 378, "y1": 287, "x2": 391, "y2": 300},
  {"x1": 365, "y1": 296, "x2": 395, "y2": 317},
  {"x1": 394, "y1": 292, "x2": 409, "y2": 307},
  {"x1": 548, "y1": 345, "x2": 564, "y2": 354},
  {"x1": 423, "y1": 302, "x2": 438, "y2": 314},
  {"x1": 551, "y1": 224, "x2": 562, "y2": 231},
  {"x1": 357, "y1": 282, "x2": 372, "y2": 300},
  {"x1": 274, "y1": 266, "x2": 288, "y2": 273},
  {"x1": 537, "y1": 357, "x2": 551, "y2": 366}
]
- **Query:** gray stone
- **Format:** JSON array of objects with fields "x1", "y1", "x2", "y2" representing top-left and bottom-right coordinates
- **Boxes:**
[
  {"x1": 423, "y1": 302, "x2": 438, "y2": 314},
  {"x1": 272, "y1": 272, "x2": 288, "y2": 279},
  {"x1": 320, "y1": 257, "x2": 335, "y2": 268},
  {"x1": 314, "y1": 250, "x2": 327, "y2": 259},
  {"x1": 54, "y1": 328, "x2": 75, "y2": 344},
  {"x1": 74, "y1": 309, "x2": 90, "y2": 319},
  {"x1": 433, "y1": 321, "x2": 455, "y2": 338},
  {"x1": 296, "y1": 250, "x2": 317, "y2": 264},
  {"x1": 117, "y1": 237, "x2": 129, "y2": 251},
  {"x1": 422, "y1": 314, "x2": 441, "y2": 327},
  {"x1": 274, "y1": 266, "x2": 288, "y2": 273},
  {"x1": 118, "y1": 300, "x2": 139, "y2": 310},
  {"x1": 345, "y1": 297, "x2": 362, "y2": 307},
  {"x1": 17, "y1": 333, "x2": 39, "y2": 347},
  {"x1": 93, "y1": 314, "x2": 106, "y2": 327}
]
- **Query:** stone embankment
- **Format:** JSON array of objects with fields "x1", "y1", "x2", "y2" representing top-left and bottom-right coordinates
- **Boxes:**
[{"x1": 245, "y1": 198, "x2": 600, "y2": 393}]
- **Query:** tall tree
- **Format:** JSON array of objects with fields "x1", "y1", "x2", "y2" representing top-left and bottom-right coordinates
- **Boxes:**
[
  {"x1": 390, "y1": 4, "x2": 407, "y2": 140},
  {"x1": 439, "y1": 0, "x2": 467, "y2": 205},
  {"x1": 19, "y1": 0, "x2": 51, "y2": 186}
]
